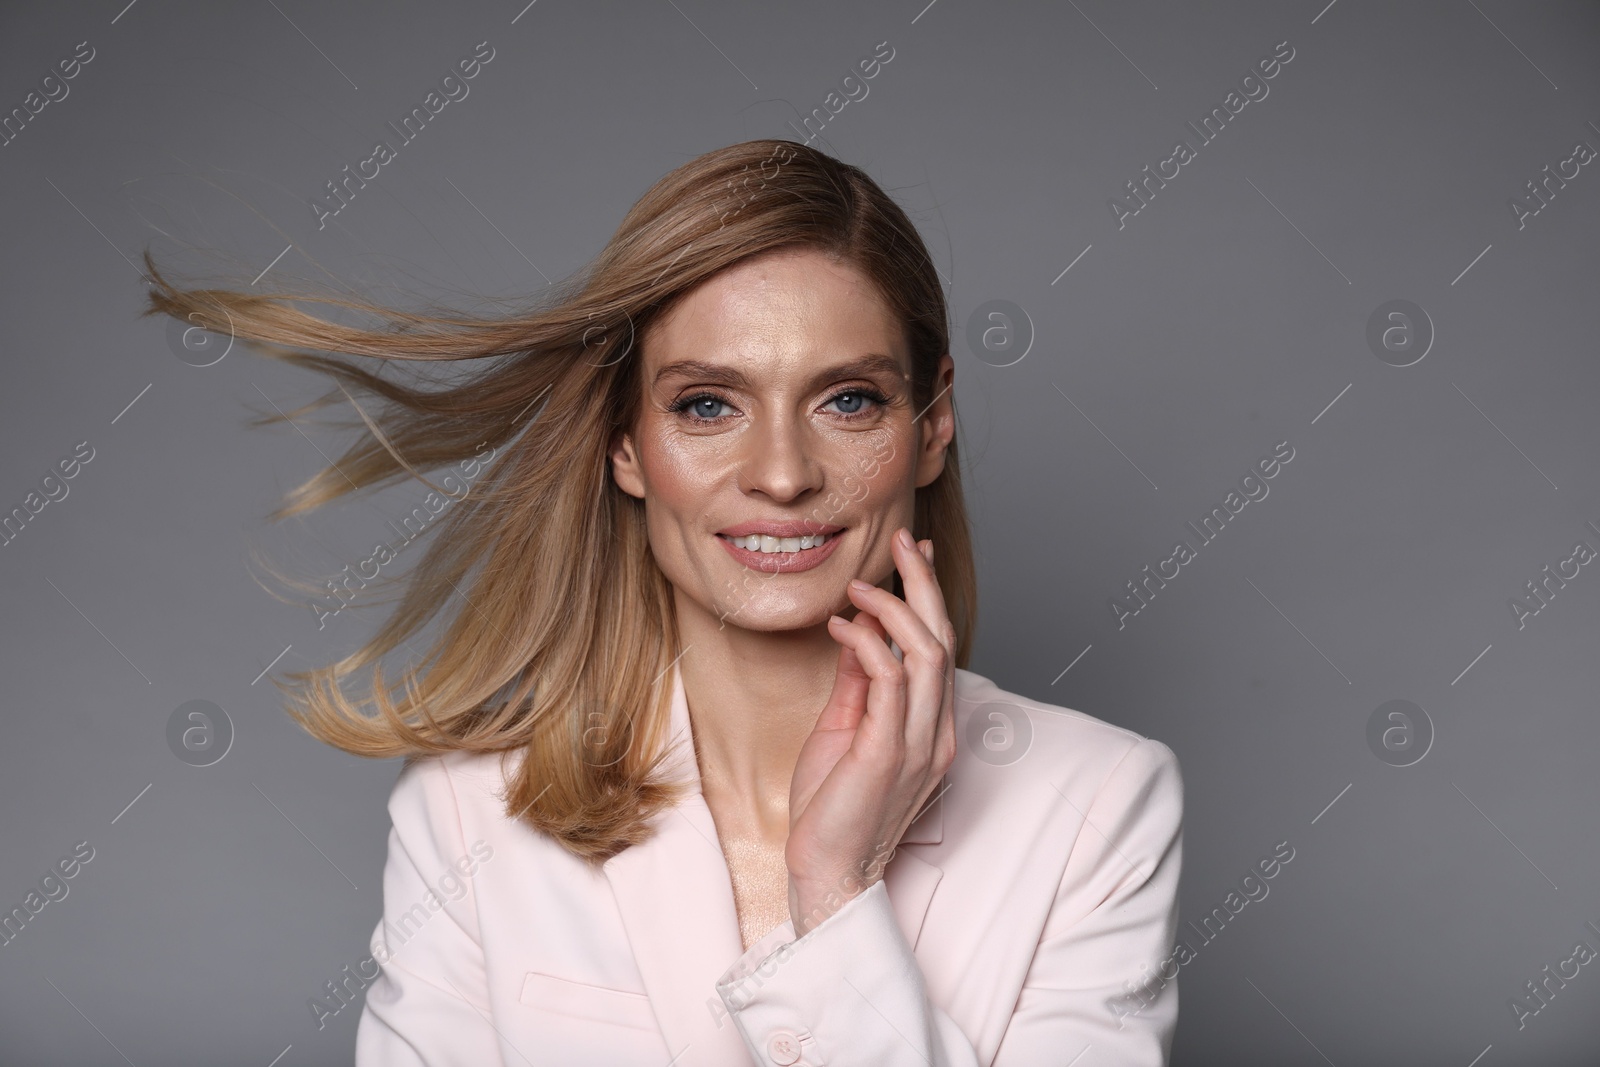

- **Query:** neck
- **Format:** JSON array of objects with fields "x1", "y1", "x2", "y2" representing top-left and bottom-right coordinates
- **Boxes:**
[{"x1": 672, "y1": 588, "x2": 852, "y2": 835}]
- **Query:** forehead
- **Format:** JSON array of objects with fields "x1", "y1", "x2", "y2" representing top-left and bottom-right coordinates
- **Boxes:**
[{"x1": 640, "y1": 248, "x2": 906, "y2": 373}]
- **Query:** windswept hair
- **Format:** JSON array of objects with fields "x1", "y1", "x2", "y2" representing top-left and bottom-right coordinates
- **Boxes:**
[{"x1": 141, "y1": 139, "x2": 977, "y2": 864}]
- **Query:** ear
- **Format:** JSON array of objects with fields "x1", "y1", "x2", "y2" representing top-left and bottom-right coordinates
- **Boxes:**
[
  {"x1": 914, "y1": 354, "x2": 956, "y2": 489},
  {"x1": 609, "y1": 429, "x2": 647, "y2": 499}
]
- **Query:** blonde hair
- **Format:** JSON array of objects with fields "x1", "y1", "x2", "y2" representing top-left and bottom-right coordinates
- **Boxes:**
[{"x1": 141, "y1": 139, "x2": 978, "y2": 864}]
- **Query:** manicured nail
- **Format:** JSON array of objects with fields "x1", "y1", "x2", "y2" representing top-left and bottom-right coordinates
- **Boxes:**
[
  {"x1": 897, "y1": 528, "x2": 914, "y2": 549},
  {"x1": 828, "y1": 614, "x2": 846, "y2": 627},
  {"x1": 850, "y1": 578, "x2": 873, "y2": 592}
]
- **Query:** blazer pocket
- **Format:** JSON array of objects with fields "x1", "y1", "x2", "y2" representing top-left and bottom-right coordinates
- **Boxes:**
[{"x1": 519, "y1": 971, "x2": 659, "y2": 1032}]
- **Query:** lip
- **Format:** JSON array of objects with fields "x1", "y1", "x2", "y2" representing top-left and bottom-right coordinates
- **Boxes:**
[
  {"x1": 716, "y1": 528, "x2": 844, "y2": 574},
  {"x1": 717, "y1": 520, "x2": 845, "y2": 538}
]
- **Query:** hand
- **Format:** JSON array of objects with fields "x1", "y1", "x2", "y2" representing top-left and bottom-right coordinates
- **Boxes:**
[{"x1": 785, "y1": 527, "x2": 958, "y2": 937}]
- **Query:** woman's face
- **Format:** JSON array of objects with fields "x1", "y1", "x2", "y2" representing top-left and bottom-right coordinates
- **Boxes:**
[{"x1": 609, "y1": 247, "x2": 954, "y2": 633}]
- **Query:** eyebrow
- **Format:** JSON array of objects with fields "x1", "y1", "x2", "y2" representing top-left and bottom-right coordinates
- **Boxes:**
[{"x1": 653, "y1": 352, "x2": 908, "y2": 391}]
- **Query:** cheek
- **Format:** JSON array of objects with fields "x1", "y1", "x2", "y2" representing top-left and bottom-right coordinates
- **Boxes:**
[
  {"x1": 634, "y1": 429, "x2": 742, "y2": 568},
  {"x1": 846, "y1": 431, "x2": 914, "y2": 495},
  {"x1": 638, "y1": 428, "x2": 726, "y2": 508}
]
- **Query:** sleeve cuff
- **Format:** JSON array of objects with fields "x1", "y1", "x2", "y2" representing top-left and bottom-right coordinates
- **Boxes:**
[{"x1": 714, "y1": 879, "x2": 933, "y2": 1065}]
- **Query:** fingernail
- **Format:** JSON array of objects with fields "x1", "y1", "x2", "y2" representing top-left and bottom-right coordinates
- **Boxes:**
[
  {"x1": 850, "y1": 578, "x2": 873, "y2": 592},
  {"x1": 827, "y1": 614, "x2": 846, "y2": 627},
  {"x1": 897, "y1": 528, "x2": 914, "y2": 548}
]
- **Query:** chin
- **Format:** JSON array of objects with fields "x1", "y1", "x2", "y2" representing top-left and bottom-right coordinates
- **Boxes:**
[{"x1": 710, "y1": 595, "x2": 838, "y2": 634}]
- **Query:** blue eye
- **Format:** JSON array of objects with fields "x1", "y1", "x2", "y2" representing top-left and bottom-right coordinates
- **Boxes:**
[
  {"x1": 672, "y1": 394, "x2": 731, "y2": 420},
  {"x1": 669, "y1": 386, "x2": 891, "y2": 424},
  {"x1": 824, "y1": 387, "x2": 890, "y2": 417}
]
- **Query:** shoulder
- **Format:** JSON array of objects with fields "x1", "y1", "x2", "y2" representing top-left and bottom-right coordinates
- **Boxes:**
[
  {"x1": 932, "y1": 669, "x2": 1183, "y2": 947},
  {"x1": 380, "y1": 747, "x2": 601, "y2": 895},
  {"x1": 952, "y1": 666, "x2": 1182, "y2": 798},
  {"x1": 382, "y1": 748, "x2": 524, "y2": 835},
  {"x1": 943, "y1": 666, "x2": 1183, "y2": 886}
]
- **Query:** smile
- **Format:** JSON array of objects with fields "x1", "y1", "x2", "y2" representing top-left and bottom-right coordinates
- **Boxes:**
[
  {"x1": 714, "y1": 529, "x2": 844, "y2": 573},
  {"x1": 723, "y1": 532, "x2": 835, "y2": 553}
]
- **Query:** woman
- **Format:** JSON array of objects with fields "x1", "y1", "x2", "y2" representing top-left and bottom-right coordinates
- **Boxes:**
[{"x1": 144, "y1": 139, "x2": 1182, "y2": 1065}]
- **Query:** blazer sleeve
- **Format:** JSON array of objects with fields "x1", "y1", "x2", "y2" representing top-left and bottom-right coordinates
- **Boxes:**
[
  {"x1": 354, "y1": 758, "x2": 506, "y2": 1067},
  {"x1": 712, "y1": 737, "x2": 1184, "y2": 1067},
  {"x1": 992, "y1": 737, "x2": 1184, "y2": 1065},
  {"x1": 715, "y1": 877, "x2": 979, "y2": 1067}
]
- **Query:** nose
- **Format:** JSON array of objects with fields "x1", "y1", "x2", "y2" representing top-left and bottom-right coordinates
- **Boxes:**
[{"x1": 734, "y1": 410, "x2": 824, "y2": 503}]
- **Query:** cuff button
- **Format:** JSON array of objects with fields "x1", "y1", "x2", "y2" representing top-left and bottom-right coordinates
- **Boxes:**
[{"x1": 766, "y1": 1030, "x2": 801, "y2": 1065}]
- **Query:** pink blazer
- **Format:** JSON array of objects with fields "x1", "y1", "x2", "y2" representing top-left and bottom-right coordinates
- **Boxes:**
[{"x1": 353, "y1": 664, "x2": 1184, "y2": 1065}]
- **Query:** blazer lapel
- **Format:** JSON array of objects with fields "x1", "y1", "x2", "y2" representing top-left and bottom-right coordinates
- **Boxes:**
[
  {"x1": 602, "y1": 663, "x2": 947, "y2": 1065},
  {"x1": 602, "y1": 665, "x2": 752, "y2": 1066}
]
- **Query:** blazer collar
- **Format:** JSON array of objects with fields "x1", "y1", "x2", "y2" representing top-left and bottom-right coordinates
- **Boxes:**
[{"x1": 602, "y1": 661, "x2": 945, "y2": 1066}]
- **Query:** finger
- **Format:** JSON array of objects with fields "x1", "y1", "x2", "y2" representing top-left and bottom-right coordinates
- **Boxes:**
[
  {"x1": 817, "y1": 597, "x2": 891, "y2": 732},
  {"x1": 847, "y1": 565, "x2": 943, "y2": 671},
  {"x1": 899, "y1": 533, "x2": 957, "y2": 759},
  {"x1": 894, "y1": 529, "x2": 953, "y2": 665},
  {"x1": 817, "y1": 616, "x2": 872, "y2": 733},
  {"x1": 851, "y1": 541, "x2": 946, "y2": 668},
  {"x1": 914, "y1": 535, "x2": 956, "y2": 686},
  {"x1": 823, "y1": 614, "x2": 910, "y2": 755},
  {"x1": 848, "y1": 601, "x2": 890, "y2": 644},
  {"x1": 917, "y1": 539, "x2": 950, "y2": 668},
  {"x1": 845, "y1": 576, "x2": 946, "y2": 757}
]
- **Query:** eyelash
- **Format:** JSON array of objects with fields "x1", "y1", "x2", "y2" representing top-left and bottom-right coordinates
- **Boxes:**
[{"x1": 669, "y1": 386, "x2": 892, "y2": 424}]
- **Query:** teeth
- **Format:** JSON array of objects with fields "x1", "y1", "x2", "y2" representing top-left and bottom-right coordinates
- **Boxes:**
[{"x1": 727, "y1": 532, "x2": 834, "y2": 553}]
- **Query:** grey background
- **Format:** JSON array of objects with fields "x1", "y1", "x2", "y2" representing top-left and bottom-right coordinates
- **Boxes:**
[{"x1": 2, "y1": 0, "x2": 1597, "y2": 1063}]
